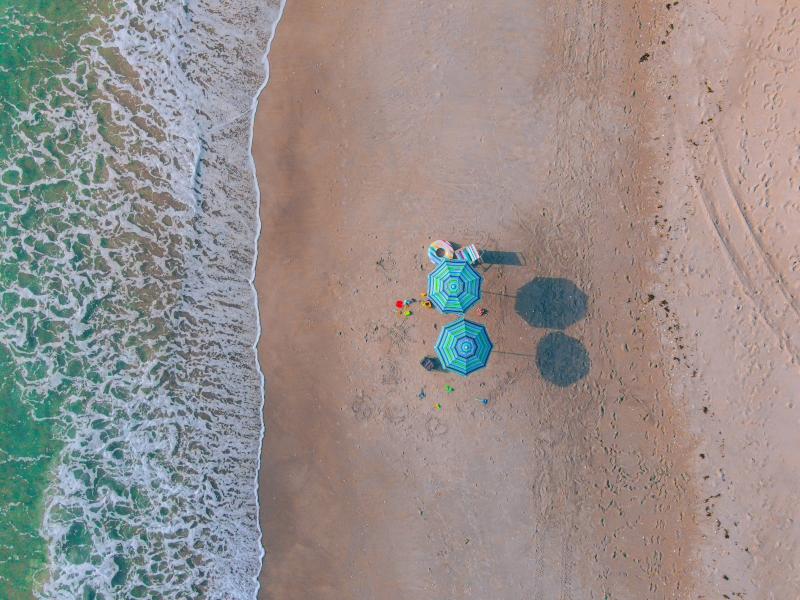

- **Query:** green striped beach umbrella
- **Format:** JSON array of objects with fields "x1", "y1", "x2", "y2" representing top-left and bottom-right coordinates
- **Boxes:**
[
  {"x1": 427, "y1": 259, "x2": 483, "y2": 315},
  {"x1": 434, "y1": 318, "x2": 493, "y2": 377}
]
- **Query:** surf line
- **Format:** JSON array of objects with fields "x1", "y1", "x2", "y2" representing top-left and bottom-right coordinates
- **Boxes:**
[{"x1": 246, "y1": 0, "x2": 288, "y2": 594}]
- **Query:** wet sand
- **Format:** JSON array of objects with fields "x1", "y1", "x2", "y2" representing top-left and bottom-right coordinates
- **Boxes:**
[{"x1": 252, "y1": 0, "x2": 800, "y2": 597}]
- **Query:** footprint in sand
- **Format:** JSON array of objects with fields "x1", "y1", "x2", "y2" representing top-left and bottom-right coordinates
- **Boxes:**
[
  {"x1": 384, "y1": 403, "x2": 408, "y2": 425},
  {"x1": 351, "y1": 394, "x2": 374, "y2": 421},
  {"x1": 380, "y1": 358, "x2": 401, "y2": 385},
  {"x1": 426, "y1": 416, "x2": 448, "y2": 437}
]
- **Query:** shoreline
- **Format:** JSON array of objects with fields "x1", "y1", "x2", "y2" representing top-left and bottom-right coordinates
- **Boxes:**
[{"x1": 248, "y1": 0, "x2": 289, "y2": 592}]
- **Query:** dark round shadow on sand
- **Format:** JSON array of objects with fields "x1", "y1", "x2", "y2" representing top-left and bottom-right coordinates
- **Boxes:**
[
  {"x1": 514, "y1": 278, "x2": 588, "y2": 329},
  {"x1": 536, "y1": 332, "x2": 590, "y2": 386}
]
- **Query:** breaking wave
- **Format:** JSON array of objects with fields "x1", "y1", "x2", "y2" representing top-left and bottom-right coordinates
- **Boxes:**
[{"x1": 0, "y1": 0, "x2": 283, "y2": 596}]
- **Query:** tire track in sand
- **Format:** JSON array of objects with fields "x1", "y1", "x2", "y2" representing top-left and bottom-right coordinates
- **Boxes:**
[{"x1": 691, "y1": 132, "x2": 800, "y2": 361}]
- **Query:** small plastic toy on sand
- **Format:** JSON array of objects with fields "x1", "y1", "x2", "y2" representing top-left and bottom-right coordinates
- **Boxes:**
[
  {"x1": 434, "y1": 403, "x2": 441, "y2": 408},
  {"x1": 396, "y1": 300, "x2": 403, "y2": 308},
  {"x1": 475, "y1": 398, "x2": 488, "y2": 405},
  {"x1": 445, "y1": 385, "x2": 453, "y2": 391},
  {"x1": 418, "y1": 390, "x2": 425, "y2": 398},
  {"x1": 403, "y1": 310, "x2": 411, "y2": 315},
  {"x1": 476, "y1": 308, "x2": 486, "y2": 316}
]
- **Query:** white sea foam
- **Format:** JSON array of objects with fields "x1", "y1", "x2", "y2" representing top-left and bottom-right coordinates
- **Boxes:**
[
  {"x1": 246, "y1": 0, "x2": 287, "y2": 594},
  {"x1": 5, "y1": 0, "x2": 288, "y2": 597}
]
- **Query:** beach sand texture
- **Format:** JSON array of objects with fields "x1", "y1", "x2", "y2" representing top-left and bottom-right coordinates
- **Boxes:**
[
  {"x1": 656, "y1": 1, "x2": 800, "y2": 597},
  {"x1": 253, "y1": 0, "x2": 800, "y2": 597}
]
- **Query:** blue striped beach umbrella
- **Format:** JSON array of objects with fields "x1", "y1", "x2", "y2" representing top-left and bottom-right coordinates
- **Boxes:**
[
  {"x1": 427, "y1": 259, "x2": 483, "y2": 315},
  {"x1": 434, "y1": 318, "x2": 493, "y2": 377}
]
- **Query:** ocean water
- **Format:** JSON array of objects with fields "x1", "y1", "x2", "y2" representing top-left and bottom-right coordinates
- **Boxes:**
[{"x1": 0, "y1": 0, "x2": 283, "y2": 596}]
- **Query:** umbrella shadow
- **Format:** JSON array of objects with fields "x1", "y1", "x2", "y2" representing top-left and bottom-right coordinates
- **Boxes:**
[
  {"x1": 514, "y1": 278, "x2": 588, "y2": 329},
  {"x1": 481, "y1": 250, "x2": 526, "y2": 266},
  {"x1": 536, "y1": 332, "x2": 590, "y2": 386}
]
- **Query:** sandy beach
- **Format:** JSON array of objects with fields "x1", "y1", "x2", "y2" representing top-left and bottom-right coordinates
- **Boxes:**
[{"x1": 252, "y1": 0, "x2": 800, "y2": 597}]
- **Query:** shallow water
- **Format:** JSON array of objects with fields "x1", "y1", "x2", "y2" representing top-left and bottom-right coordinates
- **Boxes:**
[{"x1": 0, "y1": 0, "x2": 282, "y2": 596}]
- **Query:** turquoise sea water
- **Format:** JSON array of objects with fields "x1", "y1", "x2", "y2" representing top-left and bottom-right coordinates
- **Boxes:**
[{"x1": 0, "y1": 0, "x2": 282, "y2": 596}]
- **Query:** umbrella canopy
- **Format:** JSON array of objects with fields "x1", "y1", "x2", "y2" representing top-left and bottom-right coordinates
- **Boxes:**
[
  {"x1": 427, "y1": 259, "x2": 483, "y2": 315},
  {"x1": 434, "y1": 318, "x2": 493, "y2": 376}
]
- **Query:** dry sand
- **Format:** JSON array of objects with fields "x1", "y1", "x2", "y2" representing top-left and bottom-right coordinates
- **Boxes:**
[
  {"x1": 652, "y1": 1, "x2": 800, "y2": 597},
  {"x1": 252, "y1": 0, "x2": 800, "y2": 597}
]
